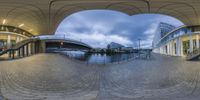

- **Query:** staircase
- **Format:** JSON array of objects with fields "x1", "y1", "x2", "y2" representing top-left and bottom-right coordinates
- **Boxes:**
[
  {"x1": 186, "y1": 48, "x2": 200, "y2": 60},
  {"x1": 0, "y1": 38, "x2": 39, "y2": 60}
]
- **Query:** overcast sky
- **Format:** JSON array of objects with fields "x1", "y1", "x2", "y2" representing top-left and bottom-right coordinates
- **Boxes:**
[{"x1": 55, "y1": 10, "x2": 184, "y2": 48}]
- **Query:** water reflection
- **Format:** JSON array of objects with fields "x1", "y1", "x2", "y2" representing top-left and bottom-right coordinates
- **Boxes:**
[{"x1": 60, "y1": 51, "x2": 150, "y2": 64}]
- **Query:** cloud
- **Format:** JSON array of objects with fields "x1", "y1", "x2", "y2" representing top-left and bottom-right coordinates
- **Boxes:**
[
  {"x1": 56, "y1": 32, "x2": 133, "y2": 48},
  {"x1": 56, "y1": 10, "x2": 184, "y2": 48},
  {"x1": 138, "y1": 23, "x2": 158, "y2": 48}
]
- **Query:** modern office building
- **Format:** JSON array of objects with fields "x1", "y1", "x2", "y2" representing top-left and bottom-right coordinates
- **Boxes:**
[
  {"x1": 158, "y1": 22, "x2": 176, "y2": 38},
  {"x1": 153, "y1": 25, "x2": 200, "y2": 57}
]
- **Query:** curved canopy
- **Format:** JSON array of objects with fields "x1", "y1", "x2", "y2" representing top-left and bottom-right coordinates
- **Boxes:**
[{"x1": 0, "y1": 0, "x2": 200, "y2": 36}]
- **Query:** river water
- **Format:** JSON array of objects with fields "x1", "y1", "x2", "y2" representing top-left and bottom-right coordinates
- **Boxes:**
[{"x1": 60, "y1": 51, "x2": 150, "y2": 64}]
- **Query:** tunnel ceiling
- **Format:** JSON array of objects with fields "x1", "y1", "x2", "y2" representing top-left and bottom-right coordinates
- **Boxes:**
[{"x1": 0, "y1": 0, "x2": 200, "y2": 36}]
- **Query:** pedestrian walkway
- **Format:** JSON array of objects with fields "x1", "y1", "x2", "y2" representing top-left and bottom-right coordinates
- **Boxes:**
[{"x1": 0, "y1": 53, "x2": 199, "y2": 100}]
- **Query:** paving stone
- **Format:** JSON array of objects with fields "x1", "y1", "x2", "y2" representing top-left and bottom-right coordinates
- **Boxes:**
[{"x1": 0, "y1": 53, "x2": 199, "y2": 100}]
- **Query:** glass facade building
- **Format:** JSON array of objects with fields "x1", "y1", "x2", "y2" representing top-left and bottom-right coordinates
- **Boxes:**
[
  {"x1": 153, "y1": 23, "x2": 200, "y2": 57},
  {"x1": 159, "y1": 22, "x2": 176, "y2": 38}
]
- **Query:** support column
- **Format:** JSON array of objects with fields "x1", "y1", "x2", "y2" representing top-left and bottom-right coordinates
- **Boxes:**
[
  {"x1": 18, "y1": 48, "x2": 21, "y2": 57},
  {"x1": 28, "y1": 43, "x2": 32, "y2": 55},
  {"x1": 31, "y1": 42, "x2": 35, "y2": 54},
  {"x1": 24, "y1": 45, "x2": 27, "y2": 56},
  {"x1": 172, "y1": 41, "x2": 174, "y2": 55},
  {"x1": 22, "y1": 46, "x2": 25, "y2": 57},
  {"x1": 8, "y1": 51, "x2": 11, "y2": 58},
  {"x1": 26, "y1": 44, "x2": 29, "y2": 56},
  {"x1": 170, "y1": 42, "x2": 172, "y2": 55},
  {"x1": 20, "y1": 37, "x2": 24, "y2": 41},
  {"x1": 189, "y1": 34, "x2": 193, "y2": 53},
  {"x1": 169, "y1": 41, "x2": 173, "y2": 55},
  {"x1": 180, "y1": 37, "x2": 183, "y2": 56},
  {"x1": 176, "y1": 38, "x2": 179, "y2": 56},
  {"x1": 16, "y1": 36, "x2": 20, "y2": 43},
  {"x1": 167, "y1": 43, "x2": 170, "y2": 55},
  {"x1": 171, "y1": 41, "x2": 174, "y2": 56},
  {"x1": 196, "y1": 35, "x2": 199, "y2": 49},
  {"x1": 7, "y1": 35, "x2": 11, "y2": 49},
  {"x1": 162, "y1": 46, "x2": 164, "y2": 54},
  {"x1": 12, "y1": 50, "x2": 15, "y2": 59}
]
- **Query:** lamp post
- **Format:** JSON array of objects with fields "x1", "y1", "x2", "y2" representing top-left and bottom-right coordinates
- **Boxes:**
[
  {"x1": 60, "y1": 41, "x2": 63, "y2": 48},
  {"x1": 138, "y1": 38, "x2": 142, "y2": 59},
  {"x1": 138, "y1": 38, "x2": 141, "y2": 50}
]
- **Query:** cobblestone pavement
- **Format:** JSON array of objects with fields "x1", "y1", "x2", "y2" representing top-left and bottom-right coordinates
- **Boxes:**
[{"x1": 0, "y1": 53, "x2": 200, "y2": 100}]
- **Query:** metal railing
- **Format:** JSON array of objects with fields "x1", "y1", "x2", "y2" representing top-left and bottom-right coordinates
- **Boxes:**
[
  {"x1": 0, "y1": 38, "x2": 39, "y2": 59},
  {"x1": 60, "y1": 50, "x2": 152, "y2": 65}
]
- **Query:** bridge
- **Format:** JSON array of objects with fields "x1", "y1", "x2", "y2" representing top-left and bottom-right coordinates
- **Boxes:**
[
  {"x1": 0, "y1": 37, "x2": 92, "y2": 60},
  {"x1": 39, "y1": 36, "x2": 92, "y2": 51}
]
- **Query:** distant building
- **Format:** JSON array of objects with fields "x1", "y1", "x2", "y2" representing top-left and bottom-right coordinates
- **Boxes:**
[{"x1": 107, "y1": 42, "x2": 124, "y2": 49}]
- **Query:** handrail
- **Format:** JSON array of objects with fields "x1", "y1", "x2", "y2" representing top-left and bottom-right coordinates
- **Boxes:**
[{"x1": 0, "y1": 38, "x2": 38, "y2": 56}]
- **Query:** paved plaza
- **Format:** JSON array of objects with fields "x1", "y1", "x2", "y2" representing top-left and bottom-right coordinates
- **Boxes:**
[{"x1": 0, "y1": 53, "x2": 199, "y2": 100}]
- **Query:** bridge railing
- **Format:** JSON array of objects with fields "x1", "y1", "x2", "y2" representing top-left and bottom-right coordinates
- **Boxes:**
[{"x1": 37, "y1": 35, "x2": 74, "y2": 40}]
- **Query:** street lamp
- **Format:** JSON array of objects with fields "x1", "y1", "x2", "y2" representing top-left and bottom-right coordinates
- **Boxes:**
[
  {"x1": 138, "y1": 38, "x2": 141, "y2": 50},
  {"x1": 60, "y1": 41, "x2": 63, "y2": 48}
]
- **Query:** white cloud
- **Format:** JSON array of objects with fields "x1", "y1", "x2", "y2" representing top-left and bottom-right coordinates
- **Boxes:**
[
  {"x1": 142, "y1": 23, "x2": 158, "y2": 48},
  {"x1": 55, "y1": 10, "x2": 184, "y2": 49},
  {"x1": 56, "y1": 32, "x2": 133, "y2": 48}
]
